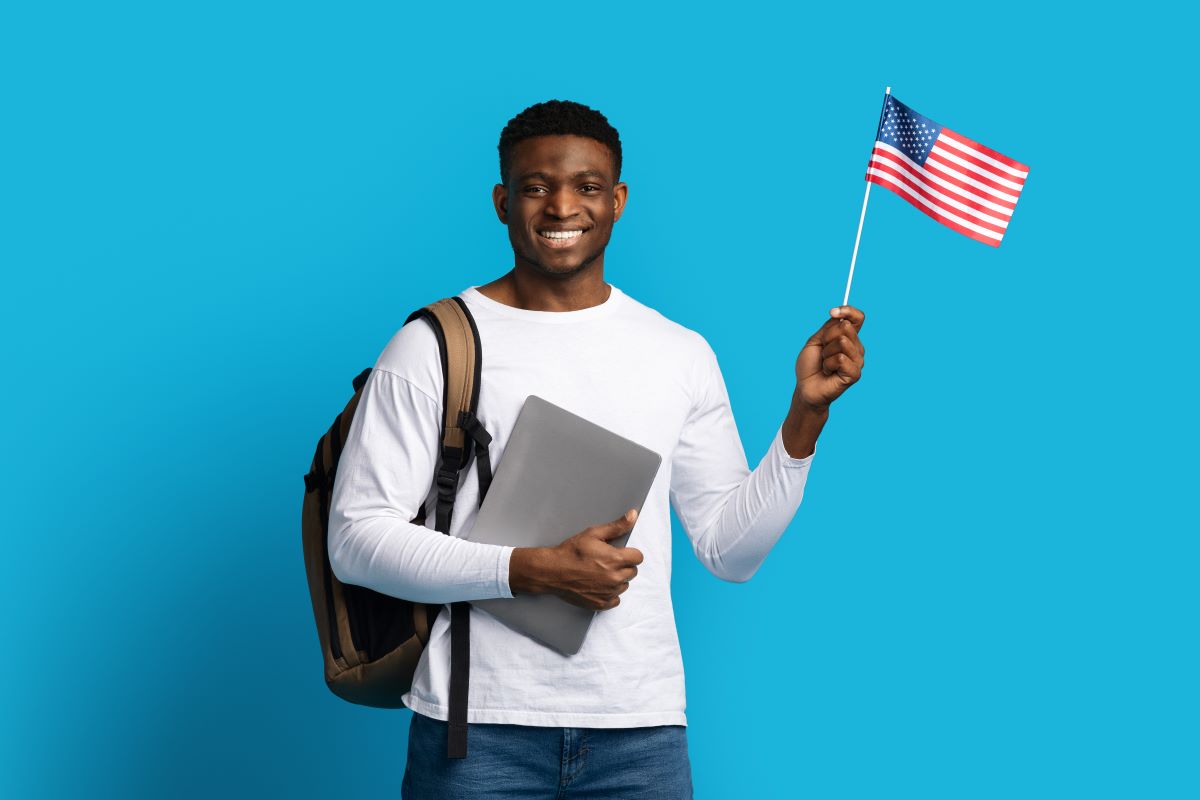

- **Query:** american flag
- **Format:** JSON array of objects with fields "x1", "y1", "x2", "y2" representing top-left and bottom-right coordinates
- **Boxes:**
[{"x1": 866, "y1": 94, "x2": 1029, "y2": 246}]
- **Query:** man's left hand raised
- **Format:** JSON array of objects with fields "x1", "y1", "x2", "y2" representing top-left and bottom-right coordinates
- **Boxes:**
[{"x1": 795, "y1": 305, "x2": 866, "y2": 411}]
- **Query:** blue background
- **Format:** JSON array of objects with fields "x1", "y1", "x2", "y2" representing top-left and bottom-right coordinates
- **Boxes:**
[{"x1": 3, "y1": 2, "x2": 1195, "y2": 797}]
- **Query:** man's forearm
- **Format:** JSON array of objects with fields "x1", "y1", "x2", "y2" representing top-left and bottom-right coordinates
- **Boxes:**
[
  {"x1": 328, "y1": 515, "x2": 515, "y2": 604},
  {"x1": 781, "y1": 388, "x2": 830, "y2": 459}
]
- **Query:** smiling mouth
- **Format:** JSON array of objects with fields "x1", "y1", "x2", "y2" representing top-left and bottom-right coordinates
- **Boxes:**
[{"x1": 537, "y1": 228, "x2": 589, "y2": 249}]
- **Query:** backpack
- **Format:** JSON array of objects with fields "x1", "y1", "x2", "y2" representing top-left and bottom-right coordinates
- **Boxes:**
[{"x1": 301, "y1": 296, "x2": 493, "y2": 759}]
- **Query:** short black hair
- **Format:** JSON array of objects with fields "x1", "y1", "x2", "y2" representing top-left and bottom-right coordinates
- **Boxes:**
[{"x1": 497, "y1": 99, "x2": 622, "y2": 185}]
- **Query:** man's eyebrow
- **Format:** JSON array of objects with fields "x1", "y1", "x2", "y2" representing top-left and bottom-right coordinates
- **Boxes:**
[{"x1": 515, "y1": 170, "x2": 607, "y2": 182}]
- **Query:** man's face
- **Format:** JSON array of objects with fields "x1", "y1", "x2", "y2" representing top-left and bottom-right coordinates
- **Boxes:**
[{"x1": 492, "y1": 135, "x2": 627, "y2": 278}]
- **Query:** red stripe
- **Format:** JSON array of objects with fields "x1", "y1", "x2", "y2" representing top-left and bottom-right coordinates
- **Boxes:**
[
  {"x1": 866, "y1": 174, "x2": 1003, "y2": 247},
  {"x1": 871, "y1": 146, "x2": 1017, "y2": 214},
  {"x1": 932, "y1": 138, "x2": 1026, "y2": 186},
  {"x1": 941, "y1": 127, "x2": 1029, "y2": 172},
  {"x1": 920, "y1": 155, "x2": 1019, "y2": 210},
  {"x1": 866, "y1": 158, "x2": 1008, "y2": 233}
]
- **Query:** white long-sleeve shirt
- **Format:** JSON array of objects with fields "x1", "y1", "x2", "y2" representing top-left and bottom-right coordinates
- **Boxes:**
[{"x1": 327, "y1": 284, "x2": 815, "y2": 727}]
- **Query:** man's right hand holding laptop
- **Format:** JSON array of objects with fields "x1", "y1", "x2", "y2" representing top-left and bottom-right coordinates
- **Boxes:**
[{"x1": 507, "y1": 509, "x2": 643, "y2": 611}]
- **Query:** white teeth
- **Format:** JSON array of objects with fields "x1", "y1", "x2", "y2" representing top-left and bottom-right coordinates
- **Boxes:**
[{"x1": 539, "y1": 230, "x2": 584, "y2": 240}]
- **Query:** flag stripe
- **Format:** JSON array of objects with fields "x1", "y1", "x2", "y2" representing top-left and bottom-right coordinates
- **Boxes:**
[
  {"x1": 873, "y1": 142, "x2": 1018, "y2": 212},
  {"x1": 940, "y1": 128, "x2": 1029, "y2": 173},
  {"x1": 866, "y1": 174, "x2": 1002, "y2": 247},
  {"x1": 867, "y1": 154, "x2": 1009, "y2": 230},
  {"x1": 922, "y1": 152, "x2": 1021, "y2": 205},
  {"x1": 871, "y1": 146, "x2": 1014, "y2": 219},
  {"x1": 927, "y1": 144, "x2": 1025, "y2": 190},
  {"x1": 866, "y1": 168, "x2": 1006, "y2": 238},
  {"x1": 937, "y1": 132, "x2": 1029, "y2": 180}
]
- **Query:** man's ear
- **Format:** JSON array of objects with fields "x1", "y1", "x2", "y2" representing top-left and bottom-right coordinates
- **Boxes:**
[
  {"x1": 492, "y1": 183, "x2": 508, "y2": 224},
  {"x1": 613, "y1": 182, "x2": 629, "y2": 222}
]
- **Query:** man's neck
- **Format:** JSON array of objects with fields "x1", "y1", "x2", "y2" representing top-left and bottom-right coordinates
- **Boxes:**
[{"x1": 476, "y1": 264, "x2": 611, "y2": 312}]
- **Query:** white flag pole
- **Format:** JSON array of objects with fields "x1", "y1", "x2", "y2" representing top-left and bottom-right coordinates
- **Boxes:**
[{"x1": 842, "y1": 86, "x2": 891, "y2": 307}]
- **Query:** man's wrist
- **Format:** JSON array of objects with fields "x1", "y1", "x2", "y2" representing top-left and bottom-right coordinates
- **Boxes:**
[
  {"x1": 781, "y1": 388, "x2": 829, "y2": 459},
  {"x1": 508, "y1": 547, "x2": 551, "y2": 596}
]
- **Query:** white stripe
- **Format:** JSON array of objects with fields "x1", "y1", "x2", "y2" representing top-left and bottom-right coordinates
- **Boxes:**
[
  {"x1": 929, "y1": 143, "x2": 1024, "y2": 191},
  {"x1": 939, "y1": 133, "x2": 1028, "y2": 178},
  {"x1": 873, "y1": 142, "x2": 1017, "y2": 215},
  {"x1": 868, "y1": 154, "x2": 1010, "y2": 228},
  {"x1": 867, "y1": 168, "x2": 1004, "y2": 241}
]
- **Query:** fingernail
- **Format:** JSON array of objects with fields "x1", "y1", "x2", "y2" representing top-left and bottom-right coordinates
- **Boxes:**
[
  {"x1": 628, "y1": 509, "x2": 638, "y2": 522},
  {"x1": 830, "y1": 307, "x2": 841, "y2": 316}
]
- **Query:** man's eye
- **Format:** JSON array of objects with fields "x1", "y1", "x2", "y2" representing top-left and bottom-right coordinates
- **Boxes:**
[
  {"x1": 524, "y1": 186, "x2": 547, "y2": 195},
  {"x1": 580, "y1": 185, "x2": 601, "y2": 193}
]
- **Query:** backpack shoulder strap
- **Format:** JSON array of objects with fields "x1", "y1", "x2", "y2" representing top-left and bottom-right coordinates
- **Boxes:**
[
  {"x1": 404, "y1": 295, "x2": 491, "y2": 760},
  {"x1": 404, "y1": 296, "x2": 493, "y2": 533}
]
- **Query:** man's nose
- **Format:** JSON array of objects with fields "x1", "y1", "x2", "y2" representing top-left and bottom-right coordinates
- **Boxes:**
[{"x1": 544, "y1": 187, "x2": 581, "y2": 218}]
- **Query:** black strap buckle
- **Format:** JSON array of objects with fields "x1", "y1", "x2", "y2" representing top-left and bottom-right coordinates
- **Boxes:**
[
  {"x1": 459, "y1": 410, "x2": 492, "y2": 447},
  {"x1": 436, "y1": 466, "x2": 458, "y2": 497}
]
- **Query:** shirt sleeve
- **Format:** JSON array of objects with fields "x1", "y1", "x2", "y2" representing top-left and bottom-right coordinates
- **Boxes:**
[
  {"x1": 326, "y1": 336, "x2": 515, "y2": 604},
  {"x1": 668, "y1": 339, "x2": 815, "y2": 583}
]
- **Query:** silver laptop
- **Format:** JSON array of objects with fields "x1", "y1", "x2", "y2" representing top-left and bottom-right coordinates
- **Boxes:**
[{"x1": 464, "y1": 395, "x2": 663, "y2": 655}]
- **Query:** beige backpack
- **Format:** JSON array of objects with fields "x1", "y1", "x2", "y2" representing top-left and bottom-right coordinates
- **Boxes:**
[{"x1": 301, "y1": 296, "x2": 492, "y2": 758}]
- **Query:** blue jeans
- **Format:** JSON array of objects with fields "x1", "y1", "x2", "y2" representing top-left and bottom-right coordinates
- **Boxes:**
[{"x1": 401, "y1": 711, "x2": 694, "y2": 799}]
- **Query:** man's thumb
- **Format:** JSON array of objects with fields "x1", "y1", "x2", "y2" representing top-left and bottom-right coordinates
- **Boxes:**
[{"x1": 594, "y1": 508, "x2": 638, "y2": 539}]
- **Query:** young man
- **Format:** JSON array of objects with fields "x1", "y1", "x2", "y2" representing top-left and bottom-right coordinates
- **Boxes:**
[{"x1": 328, "y1": 100, "x2": 866, "y2": 798}]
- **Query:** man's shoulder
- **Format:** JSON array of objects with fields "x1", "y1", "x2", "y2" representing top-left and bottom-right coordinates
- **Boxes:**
[
  {"x1": 616, "y1": 289, "x2": 713, "y2": 358},
  {"x1": 372, "y1": 315, "x2": 442, "y2": 397}
]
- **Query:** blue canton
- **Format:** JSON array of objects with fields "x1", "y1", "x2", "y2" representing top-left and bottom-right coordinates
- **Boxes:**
[{"x1": 876, "y1": 96, "x2": 943, "y2": 166}]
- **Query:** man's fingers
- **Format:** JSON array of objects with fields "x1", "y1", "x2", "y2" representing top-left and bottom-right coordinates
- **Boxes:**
[
  {"x1": 806, "y1": 316, "x2": 842, "y2": 346},
  {"x1": 807, "y1": 307, "x2": 866, "y2": 349},
  {"x1": 820, "y1": 332, "x2": 865, "y2": 362},
  {"x1": 821, "y1": 352, "x2": 862, "y2": 382},
  {"x1": 829, "y1": 305, "x2": 866, "y2": 332}
]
